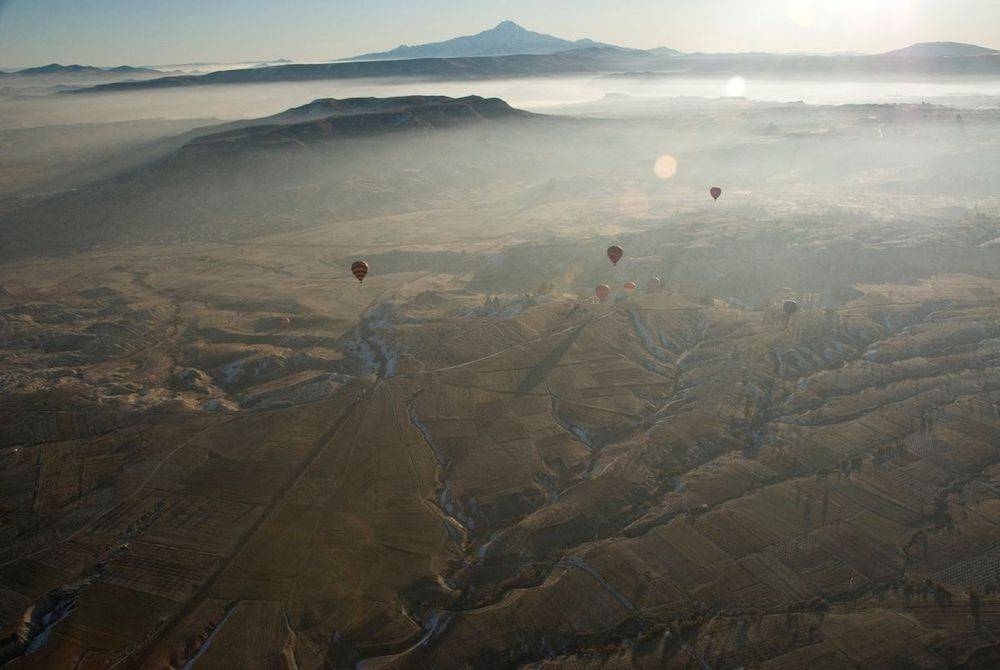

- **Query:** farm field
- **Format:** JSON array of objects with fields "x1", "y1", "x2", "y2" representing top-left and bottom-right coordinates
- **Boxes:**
[{"x1": 3, "y1": 204, "x2": 1000, "y2": 668}]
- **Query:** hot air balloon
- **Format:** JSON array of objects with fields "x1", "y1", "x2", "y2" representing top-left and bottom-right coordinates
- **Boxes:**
[
  {"x1": 783, "y1": 300, "x2": 799, "y2": 317},
  {"x1": 710, "y1": 187, "x2": 722, "y2": 202},
  {"x1": 595, "y1": 284, "x2": 611, "y2": 301},
  {"x1": 647, "y1": 277, "x2": 662, "y2": 293},
  {"x1": 623, "y1": 281, "x2": 637, "y2": 294},
  {"x1": 607, "y1": 245, "x2": 624, "y2": 266},
  {"x1": 279, "y1": 316, "x2": 292, "y2": 327},
  {"x1": 351, "y1": 260, "x2": 369, "y2": 284}
]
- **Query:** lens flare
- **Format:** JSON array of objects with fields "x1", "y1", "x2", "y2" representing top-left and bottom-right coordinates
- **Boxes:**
[
  {"x1": 653, "y1": 154, "x2": 678, "y2": 180},
  {"x1": 726, "y1": 76, "x2": 747, "y2": 97},
  {"x1": 788, "y1": 0, "x2": 817, "y2": 27}
]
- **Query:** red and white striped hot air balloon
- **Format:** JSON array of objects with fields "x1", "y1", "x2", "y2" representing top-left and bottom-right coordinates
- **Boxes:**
[{"x1": 351, "y1": 260, "x2": 369, "y2": 284}]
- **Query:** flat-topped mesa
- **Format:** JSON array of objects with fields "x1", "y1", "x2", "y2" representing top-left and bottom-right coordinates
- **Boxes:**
[
  {"x1": 262, "y1": 94, "x2": 520, "y2": 123},
  {"x1": 182, "y1": 95, "x2": 531, "y2": 151}
]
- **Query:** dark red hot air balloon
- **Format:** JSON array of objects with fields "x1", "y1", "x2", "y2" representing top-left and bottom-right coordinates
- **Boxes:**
[
  {"x1": 351, "y1": 260, "x2": 369, "y2": 284},
  {"x1": 607, "y1": 245, "x2": 624, "y2": 266},
  {"x1": 595, "y1": 284, "x2": 611, "y2": 301},
  {"x1": 623, "y1": 281, "x2": 637, "y2": 294},
  {"x1": 710, "y1": 187, "x2": 722, "y2": 201}
]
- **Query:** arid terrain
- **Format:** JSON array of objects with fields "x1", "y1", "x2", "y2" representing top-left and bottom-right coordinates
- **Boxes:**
[{"x1": 2, "y1": 60, "x2": 1000, "y2": 670}]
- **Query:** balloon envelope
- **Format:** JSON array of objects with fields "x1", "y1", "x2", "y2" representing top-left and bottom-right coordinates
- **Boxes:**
[
  {"x1": 710, "y1": 187, "x2": 722, "y2": 201},
  {"x1": 595, "y1": 284, "x2": 611, "y2": 301},
  {"x1": 607, "y1": 245, "x2": 624, "y2": 266},
  {"x1": 623, "y1": 281, "x2": 637, "y2": 293},
  {"x1": 351, "y1": 260, "x2": 369, "y2": 283},
  {"x1": 647, "y1": 277, "x2": 662, "y2": 292},
  {"x1": 783, "y1": 299, "x2": 799, "y2": 317}
]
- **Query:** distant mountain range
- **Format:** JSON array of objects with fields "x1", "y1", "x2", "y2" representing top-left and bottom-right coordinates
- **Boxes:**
[
  {"x1": 881, "y1": 42, "x2": 999, "y2": 58},
  {"x1": 346, "y1": 20, "x2": 629, "y2": 61},
  {"x1": 66, "y1": 48, "x2": 650, "y2": 93},
  {"x1": 343, "y1": 21, "x2": 995, "y2": 62},
  {"x1": 40, "y1": 19, "x2": 999, "y2": 95},
  {"x1": 11, "y1": 21, "x2": 999, "y2": 84},
  {"x1": 131, "y1": 59, "x2": 291, "y2": 74},
  {"x1": 1, "y1": 63, "x2": 161, "y2": 76}
]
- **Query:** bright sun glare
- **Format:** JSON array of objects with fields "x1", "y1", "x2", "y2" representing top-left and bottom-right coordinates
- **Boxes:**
[
  {"x1": 788, "y1": 0, "x2": 818, "y2": 27},
  {"x1": 787, "y1": 0, "x2": 914, "y2": 32},
  {"x1": 653, "y1": 154, "x2": 678, "y2": 179},
  {"x1": 725, "y1": 76, "x2": 747, "y2": 97}
]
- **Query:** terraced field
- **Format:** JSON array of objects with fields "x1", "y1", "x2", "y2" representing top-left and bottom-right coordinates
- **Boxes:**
[
  {"x1": 3, "y1": 220, "x2": 1000, "y2": 668},
  {"x1": 2, "y1": 95, "x2": 1000, "y2": 668}
]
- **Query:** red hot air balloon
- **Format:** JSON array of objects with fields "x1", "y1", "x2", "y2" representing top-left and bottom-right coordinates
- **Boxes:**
[
  {"x1": 647, "y1": 277, "x2": 662, "y2": 292},
  {"x1": 607, "y1": 245, "x2": 624, "y2": 266},
  {"x1": 595, "y1": 284, "x2": 611, "y2": 301},
  {"x1": 623, "y1": 281, "x2": 637, "y2": 294},
  {"x1": 710, "y1": 187, "x2": 722, "y2": 201},
  {"x1": 351, "y1": 260, "x2": 369, "y2": 284}
]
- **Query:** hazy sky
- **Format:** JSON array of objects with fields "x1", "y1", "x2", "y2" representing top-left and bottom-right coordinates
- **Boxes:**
[{"x1": 1, "y1": 0, "x2": 998, "y2": 67}]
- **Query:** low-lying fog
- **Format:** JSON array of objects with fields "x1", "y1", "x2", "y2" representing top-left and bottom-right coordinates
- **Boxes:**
[
  {"x1": 1, "y1": 67, "x2": 998, "y2": 275},
  {"x1": 3, "y1": 74, "x2": 1000, "y2": 129}
]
